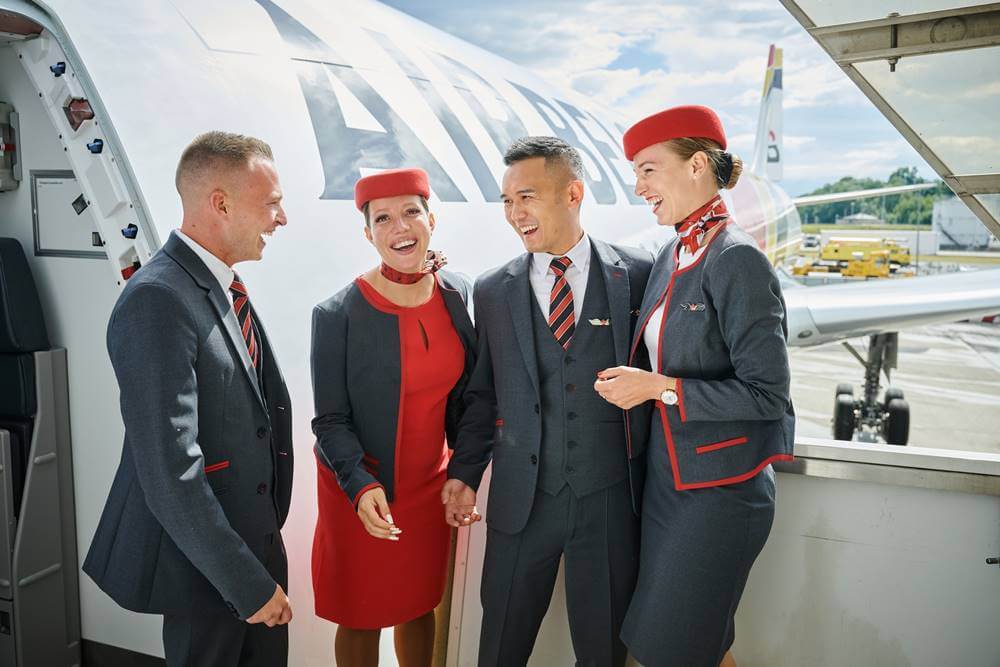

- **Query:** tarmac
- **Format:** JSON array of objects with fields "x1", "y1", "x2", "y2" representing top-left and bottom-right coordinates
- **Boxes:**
[{"x1": 789, "y1": 321, "x2": 1000, "y2": 453}]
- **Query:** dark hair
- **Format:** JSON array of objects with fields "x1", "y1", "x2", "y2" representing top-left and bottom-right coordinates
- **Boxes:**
[
  {"x1": 362, "y1": 195, "x2": 430, "y2": 227},
  {"x1": 503, "y1": 136, "x2": 584, "y2": 181},
  {"x1": 664, "y1": 138, "x2": 743, "y2": 190}
]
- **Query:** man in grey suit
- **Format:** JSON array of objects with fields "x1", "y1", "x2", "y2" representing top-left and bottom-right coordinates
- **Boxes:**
[
  {"x1": 83, "y1": 132, "x2": 294, "y2": 666},
  {"x1": 445, "y1": 137, "x2": 654, "y2": 666}
]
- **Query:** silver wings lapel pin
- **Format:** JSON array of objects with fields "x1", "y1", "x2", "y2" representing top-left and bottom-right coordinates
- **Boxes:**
[{"x1": 589, "y1": 317, "x2": 611, "y2": 326}]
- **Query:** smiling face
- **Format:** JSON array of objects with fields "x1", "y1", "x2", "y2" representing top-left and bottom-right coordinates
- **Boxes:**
[
  {"x1": 632, "y1": 142, "x2": 713, "y2": 226},
  {"x1": 501, "y1": 156, "x2": 584, "y2": 254},
  {"x1": 220, "y1": 157, "x2": 287, "y2": 263},
  {"x1": 364, "y1": 194, "x2": 435, "y2": 273}
]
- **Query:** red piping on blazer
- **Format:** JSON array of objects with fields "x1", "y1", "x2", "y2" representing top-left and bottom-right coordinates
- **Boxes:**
[
  {"x1": 204, "y1": 460, "x2": 230, "y2": 474},
  {"x1": 695, "y1": 436, "x2": 748, "y2": 455}
]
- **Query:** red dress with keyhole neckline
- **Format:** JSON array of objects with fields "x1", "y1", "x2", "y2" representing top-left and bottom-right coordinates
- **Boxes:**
[{"x1": 312, "y1": 277, "x2": 464, "y2": 629}]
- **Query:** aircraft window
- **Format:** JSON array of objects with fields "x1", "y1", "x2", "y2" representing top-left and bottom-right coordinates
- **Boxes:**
[
  {"x1": 793, "y1": 0, "x2": 981, "y2": 26},
  {"x1": 855, "y1": 48, "x2": 1000, "y2": 175}
]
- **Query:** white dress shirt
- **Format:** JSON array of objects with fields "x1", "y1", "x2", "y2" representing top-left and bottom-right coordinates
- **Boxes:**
[
  {"x1": 175, "y1": 230, "x2": 260, "y2": 372},
  {"x1": 529, "y1": 233, "x2": 591, "y2": 324},
  {"x1": 176, "y1": 229, "x2": 235, "y2": 295},
  {"x1": 643, "y1": 243, "x2": 708, "y2": 366}
]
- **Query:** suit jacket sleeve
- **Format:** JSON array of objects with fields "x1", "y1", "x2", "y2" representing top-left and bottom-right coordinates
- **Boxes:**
[
  {"x1": 678, "y1": 243, "x2": 792, "y2": 422},
  {"x1": 107, "y1": 283, "x2": 275, "y2": 620},
  {"x1": 448, "y1": 279, "x2": 496, "y2": 490},
  {"x1": 310, "y1": 302, "x2": 382, "y2": 505}
]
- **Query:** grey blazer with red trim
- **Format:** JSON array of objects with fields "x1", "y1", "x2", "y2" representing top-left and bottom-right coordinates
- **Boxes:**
[
  {"x1": 630, "y1": 223, "x2": 795, "y2": 490},
  {"x1": 310, "y1": 271, "x2": 477, "y2": 504}
]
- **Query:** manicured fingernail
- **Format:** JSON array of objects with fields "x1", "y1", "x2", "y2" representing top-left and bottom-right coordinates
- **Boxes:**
[
  {"x1": 389, "y1": 535, "x2": 399, "y2": 541},
  {"x1": 386, "y1": 514, "x2": 394, "y2": 524}
]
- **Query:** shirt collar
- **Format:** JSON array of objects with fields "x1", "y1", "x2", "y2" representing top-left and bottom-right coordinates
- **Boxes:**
[
  {"x1": 531, "y1": 232, "x2": 591, "y2": 279},
  {"x1": 175, "y1": 229, "x2": 235, "y2": 295}
]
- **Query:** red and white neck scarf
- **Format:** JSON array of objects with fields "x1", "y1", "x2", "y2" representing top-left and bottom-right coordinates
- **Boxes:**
[
  {"x1": 675, "y1": 195, "x2": 730, "y2": 255},
  {"x1": 379, "y1": 249, "x2": 448, "y2": 285}
]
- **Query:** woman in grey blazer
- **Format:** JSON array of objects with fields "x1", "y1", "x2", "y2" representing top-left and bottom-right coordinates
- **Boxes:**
[
  {"x1": 594, "y1": 106, "x2": 795, "y2": 667},
  {"x1": 310, "y1": 168, "x2": 479, "y2": 666}
]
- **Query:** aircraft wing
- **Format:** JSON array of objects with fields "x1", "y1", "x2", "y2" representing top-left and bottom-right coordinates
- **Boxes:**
[
  {"x1": 793, "y1": 182, "x2": 938, "y2": 207},
  {"x1": 786, "y1": 269, "x2": 1000, "y2": 347}
]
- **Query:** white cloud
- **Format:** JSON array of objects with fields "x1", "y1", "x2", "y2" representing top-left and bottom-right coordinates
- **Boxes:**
[{"x1": 383, "y1": 0, "x2": 938, "y2": 193}]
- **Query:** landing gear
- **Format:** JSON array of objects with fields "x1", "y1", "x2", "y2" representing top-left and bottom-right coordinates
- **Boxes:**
[
  {"x1": 883, "y1": 398, "x2": 910, "y2": 446},
  {"x1": 830, "y1": 332, "x2": 910, "y2": 445},
  {"x1": 833, "y1": 392, "x2": 856, "y2": 441}
]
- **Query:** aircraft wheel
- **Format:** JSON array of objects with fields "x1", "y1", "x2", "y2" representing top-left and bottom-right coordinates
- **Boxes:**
[
  {"x1": 833, "y1": 394, "x2": 856, "y2": 441},
  {"x1": 836, "y1": 383, "x2": 854, "y2": 397},
  {"x1": 884, "y1": 398, "x2": 910, "y2": 446},
  {"x1": 883, "y1": 387, "x2": 904, "y2": 409}
]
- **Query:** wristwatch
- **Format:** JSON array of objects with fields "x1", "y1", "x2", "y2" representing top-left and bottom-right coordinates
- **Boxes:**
[{"x1": 660, "y1": 388, "x2": 678, "y2": 405}]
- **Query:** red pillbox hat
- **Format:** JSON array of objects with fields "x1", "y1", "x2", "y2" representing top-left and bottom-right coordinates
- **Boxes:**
[
  {"x1": 354, "y1": 168, "x2": 430, "y2": 211},
  {"x1": 622, "y1": 105, "x2": 727, "y2": 160}
]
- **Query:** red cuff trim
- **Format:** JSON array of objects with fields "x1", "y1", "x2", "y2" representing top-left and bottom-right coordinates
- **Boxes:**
[
  {"x1": 495, "y1": 419, "x2": 504, "y2": 426},
  {"x1": 204, "y1": 460, "x2": 230, "y2": 474},
  {"x1": 695, "y1": 436, "x2": 748, "y2": 455},
  {"x1": 352, "y1": 482, "x2": 384, "y2": 508},
  {"x1": 676, "y1": 378, "x2": 686, "y2": 422}
]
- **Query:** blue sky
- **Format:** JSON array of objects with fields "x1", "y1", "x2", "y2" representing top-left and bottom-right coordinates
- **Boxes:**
[{"x1": 380, "y1": 0, "x2": 935, "y2": 196}]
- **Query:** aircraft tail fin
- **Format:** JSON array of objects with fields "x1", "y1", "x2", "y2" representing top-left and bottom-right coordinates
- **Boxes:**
[{"x1": 751, "y1": 45, "x2": 783, "y2": 181}]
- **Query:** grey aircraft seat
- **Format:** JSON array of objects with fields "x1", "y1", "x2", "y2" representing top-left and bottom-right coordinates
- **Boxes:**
[
  {"x1": 0, "y1": 237, "x2": 50, "y2": 517},
  {"x1": 0, "y1": 236, "x2": 80, "y2": 667}
]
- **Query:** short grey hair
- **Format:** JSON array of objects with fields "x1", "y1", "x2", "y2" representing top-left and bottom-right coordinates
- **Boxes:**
[
  {"x1": 503, "y1": 136, "x2": 584, "y2": 181},
  {"x1": 175, "y1": 131, "x2": 273, "y2": 194}
]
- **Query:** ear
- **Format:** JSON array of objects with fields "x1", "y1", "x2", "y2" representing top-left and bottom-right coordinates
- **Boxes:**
[
  {"x1": 427, "y1": 211, "x2": 436, "y2": 234},
  {"x1": 209, "y1": 188, "x2": 228, "y2": 217},
  {"x1": 690, "y1": 152, "x2": 710, "y2": 180},
  {"x1": 567, "y1": 179, "x2": 585, "y2": 209},
  {"x1": 363, "y1": 224, "x2": 373, "y2": 244}
]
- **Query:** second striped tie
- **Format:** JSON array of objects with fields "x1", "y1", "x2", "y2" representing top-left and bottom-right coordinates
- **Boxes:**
[{"x1": 548, "y1": 256, "x2": 575, "y2": 349}]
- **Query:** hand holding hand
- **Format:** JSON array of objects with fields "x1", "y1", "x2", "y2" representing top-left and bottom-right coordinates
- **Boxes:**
[
  {"x1": 441, "y1": 478, "x2": 481, "y2": 528},
  {"x1": 594, "y1": 366, "x2": 671, "y2": 410},
  {"x1": 246, "y1": 584, "x2": 292, "y2": 627},
  {"x1": 357, "y1": 486, "x2": 402, "y2": 541}
]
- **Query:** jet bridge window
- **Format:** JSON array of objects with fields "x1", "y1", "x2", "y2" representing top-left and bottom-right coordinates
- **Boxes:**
[{"x1": 30, "y1": 170, "x2": 105, "y2": 258}]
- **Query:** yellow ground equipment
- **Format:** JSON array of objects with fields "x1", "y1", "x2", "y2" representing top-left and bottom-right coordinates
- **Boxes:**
[{"x1": 821, "y1": 237, "x2": 911, "y2": 266}]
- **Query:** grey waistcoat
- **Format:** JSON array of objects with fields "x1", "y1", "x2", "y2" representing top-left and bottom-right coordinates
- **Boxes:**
[{"x1": 531, "y1": 259, "x2": 627, "y2": 497}]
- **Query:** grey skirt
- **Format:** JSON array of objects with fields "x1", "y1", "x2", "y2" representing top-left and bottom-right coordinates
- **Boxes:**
[{"x1": 621, "y1": 411, "x2": 776, "y2": 667}]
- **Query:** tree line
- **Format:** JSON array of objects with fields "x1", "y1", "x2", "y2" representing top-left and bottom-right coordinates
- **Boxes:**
[{"x1": 798, "y1": 167, "x2": 950, "y2": 226}]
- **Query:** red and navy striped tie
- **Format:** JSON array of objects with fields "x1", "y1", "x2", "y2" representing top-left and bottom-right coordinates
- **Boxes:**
[
  {"x1": 229, "y1": 274, "x2": 260, "y2": 370},
  {"x1": 548, "y1": 256, "x2": 575, "y2": 349}
]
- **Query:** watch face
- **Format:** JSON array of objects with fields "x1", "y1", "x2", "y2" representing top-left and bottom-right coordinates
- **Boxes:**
[{"x1": 662, "y1": 390, "x2": 678, "y2": 405}]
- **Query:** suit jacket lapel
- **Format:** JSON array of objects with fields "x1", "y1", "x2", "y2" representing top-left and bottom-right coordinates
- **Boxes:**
[
  {"x1": 437, "y1": 273, "x2": 476, "y2": 354},
  {"x1": 630, "y1": 240, "x2": 677, "y2": 356},
  {"x1": 591, "y1": 239, "x2": 630, "y2": 367},
  {"x1": 504, "y1": 254, "x2": 540, "y2": 397},
  {"x1": 163, "y1": 233, "x2": 265, "y2": 408}
]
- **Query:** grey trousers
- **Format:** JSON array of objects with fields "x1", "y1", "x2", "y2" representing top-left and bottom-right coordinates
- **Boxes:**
[
  {"x1": 162, "y1": 534, "x2": 288, "y2": 667},
  {"x1": 478, "y1": 480, "x2": 639, "y2": 667}
]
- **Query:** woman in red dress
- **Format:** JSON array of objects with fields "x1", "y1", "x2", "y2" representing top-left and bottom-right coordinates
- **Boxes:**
[{"x1": 310, "y1": 168, "x2": 486, "y2": 666}]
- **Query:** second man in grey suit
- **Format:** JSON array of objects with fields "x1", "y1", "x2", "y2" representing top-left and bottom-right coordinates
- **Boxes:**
[{"x1": 446, "y1": 137, "x2": 654, "y2": 666}]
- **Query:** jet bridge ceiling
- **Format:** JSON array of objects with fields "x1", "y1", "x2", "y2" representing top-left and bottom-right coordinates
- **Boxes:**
[{"x1": 779, "y1": 1, "x2": 1000, "y2": 239}]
